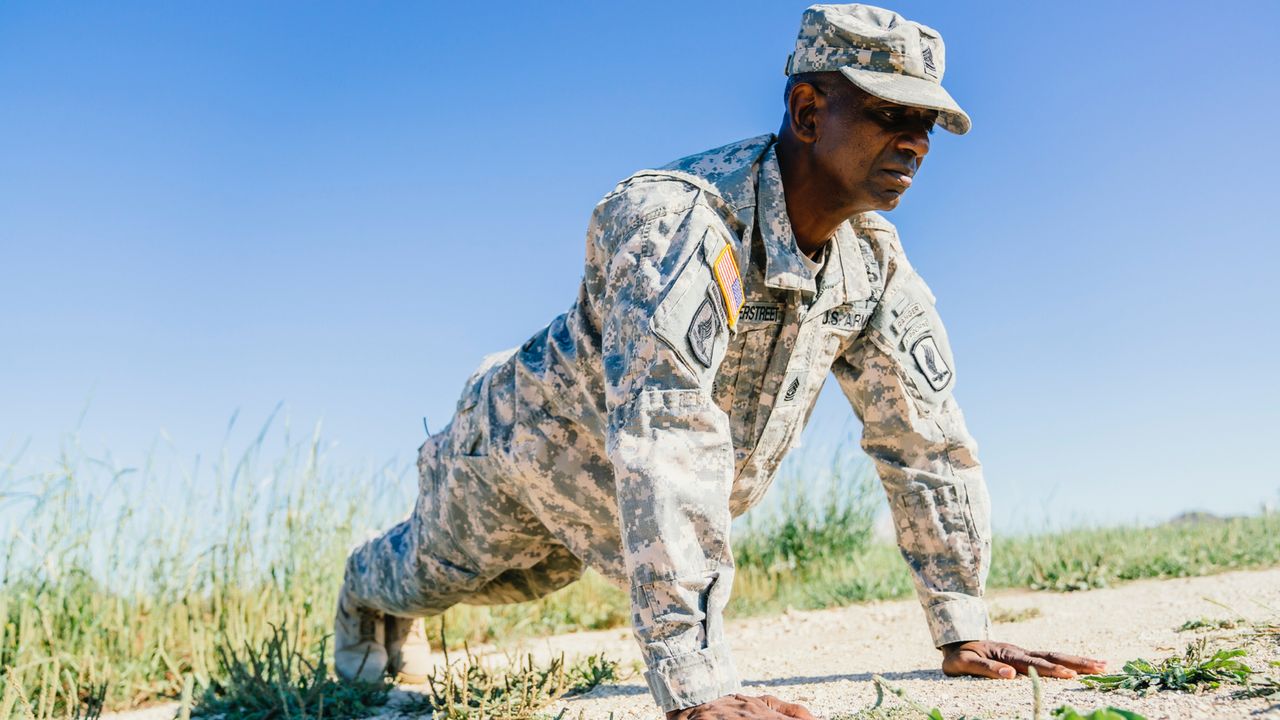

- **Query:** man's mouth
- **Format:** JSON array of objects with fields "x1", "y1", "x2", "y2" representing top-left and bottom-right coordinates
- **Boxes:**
[{"x1": 880, "y1": 168, "x2": 914, "y2": 189}]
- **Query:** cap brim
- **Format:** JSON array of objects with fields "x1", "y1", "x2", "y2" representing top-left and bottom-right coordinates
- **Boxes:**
[{"x1": 838, "y1": 67, "x2": 971, "y2": 135}]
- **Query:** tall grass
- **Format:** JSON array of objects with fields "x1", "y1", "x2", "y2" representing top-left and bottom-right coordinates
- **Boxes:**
[
  {"x1": 2, "y1": 420, "x2": 1278, "y2": 717},
  {"x1": 0, "y1": 417, "x2": 407, "y2": 715}
]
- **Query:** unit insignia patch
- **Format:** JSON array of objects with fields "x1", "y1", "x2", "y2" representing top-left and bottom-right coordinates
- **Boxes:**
[{"x1": 911, "y1": 335, "x2": 952, "y2": 391}]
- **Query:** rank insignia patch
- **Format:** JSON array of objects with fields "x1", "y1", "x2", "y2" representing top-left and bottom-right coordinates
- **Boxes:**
[
  {"x1": 687, "y1": 296, "x2": 719, "y2": 368},
  {"x1": 783, "y1": 377, "x2": 800, "y2": 402},
  {"x1": 712, "y1": 245, "x2": 744, "y2": 329},
  {"x1": 921, "y1": 45, "x2": 938, "y2": 78},
  {"x1": 911, "y1": 335, "x2": 952, "y2": 391}
]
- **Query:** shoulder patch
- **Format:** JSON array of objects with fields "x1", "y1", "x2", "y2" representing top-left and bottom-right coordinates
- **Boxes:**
[
  {"x1": 712, "y1": 245, "x2": 745, "y2": 328},
  {"x1": 911, "y1": 335, "x2": 953, "y2": 391},
  {"x1": 687, "y1": 296, "x2": 719, "y2": 368}
]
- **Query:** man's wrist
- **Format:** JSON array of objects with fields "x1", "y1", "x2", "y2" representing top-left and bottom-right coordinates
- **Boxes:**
[
  {"x1": 924, "y1": 596, "x2": 991, "y2": 648},
  {"x1": 664, "y1": 695, "x2": 729, "y2": 720},
  {"x1": 940, "y1": 639, "x2": 975, "y2": 653}
]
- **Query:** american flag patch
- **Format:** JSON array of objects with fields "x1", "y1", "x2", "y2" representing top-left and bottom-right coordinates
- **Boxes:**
[{"x1": 712, "y1": 245, "x2": 744, "y2": 328}]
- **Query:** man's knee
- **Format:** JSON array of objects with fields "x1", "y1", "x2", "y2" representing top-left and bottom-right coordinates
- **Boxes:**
[{"x1": 465, "y1": 546, "x2": 585, "y2": 605}]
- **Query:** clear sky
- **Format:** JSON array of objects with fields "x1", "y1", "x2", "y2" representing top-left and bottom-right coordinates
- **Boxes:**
[{"x1": 2, "y1": 1, "x2": 1277, "y2": 532}]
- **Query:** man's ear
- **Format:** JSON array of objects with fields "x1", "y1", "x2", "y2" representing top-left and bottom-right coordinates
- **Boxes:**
[{"x1": 786, "y1": 81, "x2": 821, "y2": 144}]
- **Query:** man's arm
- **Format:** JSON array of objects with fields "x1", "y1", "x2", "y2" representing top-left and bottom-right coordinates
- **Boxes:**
[
  {"x1": 832, "y1": 221, "x2": 992, "y2": 648},
  {"x1": 833, "y1": 219, "x2": 1106, "y2": 680},
  {"x1": 591, "y1": 180, "x2": 742, "y2": 713}
]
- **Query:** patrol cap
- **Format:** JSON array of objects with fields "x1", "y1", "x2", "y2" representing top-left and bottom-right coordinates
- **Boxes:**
[{"x1": 785, "y1": 4, "x2": 971, "y2": 135}]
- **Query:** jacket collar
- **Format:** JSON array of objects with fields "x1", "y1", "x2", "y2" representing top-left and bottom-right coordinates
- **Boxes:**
[
  {"x1": 756, "y1": 144, "x2": 821, "y2": 294},
  {"x1": 656, "y1": 134, "x2": 873, "y2": 302}
]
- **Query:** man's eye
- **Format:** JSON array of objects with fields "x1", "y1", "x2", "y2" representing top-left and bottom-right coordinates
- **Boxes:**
[{"x1": 874, "y1": 107, "x2": 935, "y2": 134}]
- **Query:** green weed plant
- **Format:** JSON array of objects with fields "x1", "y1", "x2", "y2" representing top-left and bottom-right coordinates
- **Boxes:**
[
  {"x1": 1049, "y1": 707, "x2": 1146, "y2": 720},
  {"x1": 193, "y1": 621, "x2": 390, "y2": 720},
  {"x1": 851, "y1": 670, "x2": 1151, "y2": 720},
  {"x1": 1079, "y1": 639, "x2": 1254, "y2": 695},
  {"x1": 401, "y1": 644, "x2": 619, "y2": 720},
  {"x1": 1176, "y1": 617, "x2": 1245, "y2": 632}
]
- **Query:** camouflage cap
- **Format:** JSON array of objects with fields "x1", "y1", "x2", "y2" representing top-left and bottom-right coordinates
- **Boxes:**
[{"x1": 785, "y1": 4, "x2": 971, "y2": 135}]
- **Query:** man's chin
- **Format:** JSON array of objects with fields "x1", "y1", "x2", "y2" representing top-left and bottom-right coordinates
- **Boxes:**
[
  {"x1": 874, "y1": 191, "x2": 904, "y2": 212},
  {"x1": 846, "y1": 188, "x2": 905, "y2": 215}
]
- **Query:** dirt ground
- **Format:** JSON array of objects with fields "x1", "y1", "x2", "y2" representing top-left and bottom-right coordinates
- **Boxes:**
[
  {"x1": 110, "y1": 567, "x2": 1280, "y2": 720},
  {"x1": 530, "y1": 568, "x2": 1280, "y2": 720}
]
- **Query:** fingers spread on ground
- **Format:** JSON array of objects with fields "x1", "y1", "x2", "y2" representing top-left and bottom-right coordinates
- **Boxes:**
[
  {"x1": 1021, "y1": 656, "x2": 1076, "y2": 679},
  {"x1": 759, "y1": 694, "x2": 816, "y2": 720},
  {"x1": 1028, "y1": 650, "x2": 1107, "y2": 671},
  {"x1": 1000, "y1": 649, "x2": 1076, "y2": 679},
  {"x1": 759, "y1": 695, "x2": 803, "y2": 717},
  {"x1": 965, "y1": 655, "x2": 1017, "y2": 679},
  {"x1": 726, "y1": 694, "x2": 806, "y2": 720}
]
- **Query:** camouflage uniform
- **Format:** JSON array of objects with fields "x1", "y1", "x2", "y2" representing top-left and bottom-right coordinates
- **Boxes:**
[
  {"x1": 344, "y1": 132, "x2": 992, "y2": 711},
  {"x1": 343, "y1": 3, "x2": 989, "y2": 713}
]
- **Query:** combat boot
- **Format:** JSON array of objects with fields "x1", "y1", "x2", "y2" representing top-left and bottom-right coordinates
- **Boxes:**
[
  {"x1": 385, "y1": 615, "x2": 432, "y2": 684},
  {"x1": 333, "y1": 587, "x2": 388, "y2": 682}
]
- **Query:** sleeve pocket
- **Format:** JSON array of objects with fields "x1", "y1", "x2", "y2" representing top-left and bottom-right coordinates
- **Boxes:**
[{"x1": 651, "y1": 230, "x2": 730, "y2": 381}]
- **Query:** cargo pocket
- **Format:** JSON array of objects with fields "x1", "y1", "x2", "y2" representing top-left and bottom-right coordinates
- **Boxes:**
[
  {"x1": 449, "y1": 372, "x2": 490, "y2": 458},
  {"x1": 894, "y1": 484, "x2": 983, "y2": 594},
  {"x1": 638, "y1": 571, "x2": 722, "y2": 645},
  {"x1": 726, "y1": 324, "x2": 780, "y2": 446},
  {"x1": 416, "y1": 435, "x2": 442, "y2": 496}
]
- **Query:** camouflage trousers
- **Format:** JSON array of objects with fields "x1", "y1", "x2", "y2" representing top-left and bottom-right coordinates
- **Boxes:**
[{"x1": 341, "y1": 420, "x2": 585, "y2": 617}]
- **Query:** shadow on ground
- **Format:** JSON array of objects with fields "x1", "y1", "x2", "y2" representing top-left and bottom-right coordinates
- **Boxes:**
[
  {"x1": 745, "y1": 668, "x2": 940, "y2": 689},
  {"x1": 569, "y1": 668, "x2": 942, "y2": 700}
]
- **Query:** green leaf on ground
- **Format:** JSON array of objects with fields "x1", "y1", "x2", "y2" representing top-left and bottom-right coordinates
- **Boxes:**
[{"x1": 1079, "y1": 639, "x2": 1254, "y2": 695}]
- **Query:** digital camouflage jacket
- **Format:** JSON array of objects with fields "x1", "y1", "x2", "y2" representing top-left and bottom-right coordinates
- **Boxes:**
[{"x1": 456, "y1": 134, "x2": 992, "y2": 712}]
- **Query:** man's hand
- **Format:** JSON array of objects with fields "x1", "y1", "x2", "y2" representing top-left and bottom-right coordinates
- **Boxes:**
[
  {"x1": 665, "y1": 694, "x2": 816, "y2": 720},
  {"x1": 941, "y1": 640, "x2": 1107, "y2": 680}
]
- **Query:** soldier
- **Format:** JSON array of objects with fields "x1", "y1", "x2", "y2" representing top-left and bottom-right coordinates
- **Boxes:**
[{"x1": 334, "y1": 4, "x2": 1107, "y2": 719}]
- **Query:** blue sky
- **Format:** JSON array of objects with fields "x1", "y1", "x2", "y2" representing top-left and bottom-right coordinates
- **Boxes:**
[{"x1": 1, "y1": 1, "x2": 1277, "y2": 532}]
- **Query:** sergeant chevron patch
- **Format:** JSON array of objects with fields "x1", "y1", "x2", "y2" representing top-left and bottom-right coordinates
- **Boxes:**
[
  {"x1": 687, "y1": 296, "x2": 719, "y2": 368},
  {"x1": 783, "y1": 376, "x2": 800, "y2": 402}
]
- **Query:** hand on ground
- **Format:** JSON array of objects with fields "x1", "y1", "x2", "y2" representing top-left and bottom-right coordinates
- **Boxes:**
[
  {"x1": 665, "y1": 693, "x2": 816, "y2": 719},
  {"x1": 941, "y1": 640, "x2": 1107, "y2": 680}
]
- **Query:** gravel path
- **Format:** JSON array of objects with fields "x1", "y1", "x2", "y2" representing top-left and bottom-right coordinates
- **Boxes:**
[
  {"x1": 106, "y1": 567, "x2": 1280, "y2": 720},
  {"x1": 528, "y1": 568, "x2": 1280, "y2": 719}
]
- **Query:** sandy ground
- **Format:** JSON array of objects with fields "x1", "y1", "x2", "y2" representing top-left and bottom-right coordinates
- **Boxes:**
[{"x1": 109, "y1": 568, "x2": 1280, "y2": 720}]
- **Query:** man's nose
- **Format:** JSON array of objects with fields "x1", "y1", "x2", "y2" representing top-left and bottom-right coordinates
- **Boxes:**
[{"x1": 896, "y1": 128, "x2": 930, "y2": 162}]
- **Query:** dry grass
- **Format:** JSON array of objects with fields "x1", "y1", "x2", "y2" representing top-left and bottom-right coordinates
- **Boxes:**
[{"x1": 3, "y1": 420, "x2": 1278, "y2": 717}]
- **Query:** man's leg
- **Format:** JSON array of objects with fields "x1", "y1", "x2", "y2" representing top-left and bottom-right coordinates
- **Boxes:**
[
  {"x1": 462, "y1": 543, "x2": 584, "y2": 606},
  {"x1": 336, "y1": 423, "x2": 583, "y2": 681}
]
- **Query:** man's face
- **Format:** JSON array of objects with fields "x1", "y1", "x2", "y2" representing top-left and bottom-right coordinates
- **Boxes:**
[{"x1": 809, "y1": 81, "x2": 937, "y2": 214}]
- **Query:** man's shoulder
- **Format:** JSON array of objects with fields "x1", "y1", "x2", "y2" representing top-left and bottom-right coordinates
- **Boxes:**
[
  {"x1": 589, "y1": 134, "x2": 774, "y2": 246},
  {"x1": 657, "y1": 134, "x2": 775, "y2": 193},
  {"x1": 851, "y1": 211, "x2": 898, "y2": 233},
  {"x1": 601, "y1": 135, "x2": 773, "y2": 208},
  {"x1": 850, "y1": 210, "x2": 906, "y2": 263}
]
